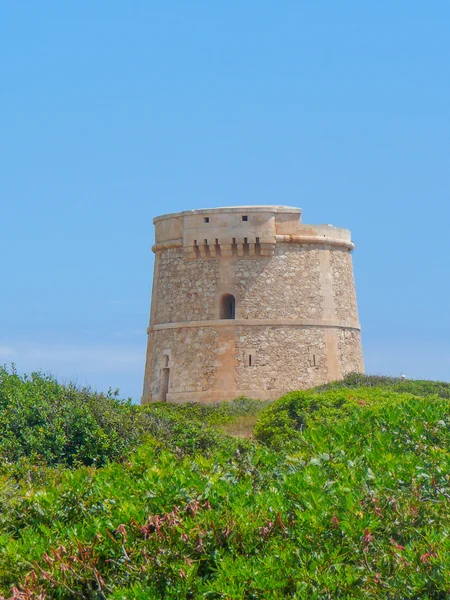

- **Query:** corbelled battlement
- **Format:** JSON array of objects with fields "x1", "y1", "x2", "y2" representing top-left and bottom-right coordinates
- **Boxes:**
[{"x1": 152, "y1": 206, "x2": 354, "y2": 258}]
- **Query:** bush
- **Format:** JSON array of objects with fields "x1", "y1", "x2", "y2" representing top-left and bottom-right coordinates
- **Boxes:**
[
  {"x1": 0, "y1": 367, "x2": 144, "y2": 471},
  {"x1": 0, "y1": 368, "x2": 258, "y2": 475},
  {"x1": 3, "y1": 385, "x2": 450, "y2": 598},
  {"x1": 254, "y1": 374, "x2": 450, "y2": 451},
  {"x1": 316, "y1": 372, "x2": 450, "y2": 398},
  {"x1": 3, "y1": 371, "x2": 450, "y2": 598}
]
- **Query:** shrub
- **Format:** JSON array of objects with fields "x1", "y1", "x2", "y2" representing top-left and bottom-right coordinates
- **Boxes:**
[
  {"x1": 3, "y1": 372, "x2": 450, "y2": 598},
  {"x1": 3, "y1": 386, "x2": 450, "y2": 598},
  {"x1": 316, "y1": 372, "x2": 450, "y2": 398},
  {"x1": 0, "y1": 368, "x2": 257, "y2": 476},
  {"x1": 0, "y1": 367, "x2": 143, "y2": 471}
]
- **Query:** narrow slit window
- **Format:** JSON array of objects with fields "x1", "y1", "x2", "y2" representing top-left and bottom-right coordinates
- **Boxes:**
[
  {"x1": 204, "y1": 217, "x2": 210, "y2": 223},
  {"x1": 245, "y1": 351, "x2": 255, "y2": 367}
]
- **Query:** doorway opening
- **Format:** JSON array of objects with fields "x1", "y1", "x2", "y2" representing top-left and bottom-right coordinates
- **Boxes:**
[
  {"x1": 160, "y1": 355, "x2": 170, "y2": 401},
  {"x1": 220, "y1": 294, "x2": 236, "y2": 319}
]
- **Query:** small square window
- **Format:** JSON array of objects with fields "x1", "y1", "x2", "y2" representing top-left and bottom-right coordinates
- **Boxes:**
[
  {"x1": 204, "y1": 217, "x2": 210, "y2": 223},
  {"x1": 242, "y1": 215, "x2": 248, "y2": 221}
]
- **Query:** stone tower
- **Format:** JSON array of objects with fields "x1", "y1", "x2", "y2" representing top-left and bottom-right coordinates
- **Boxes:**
[{"x1": 142, "y1": 206, "x2": 363, "y2": 404}]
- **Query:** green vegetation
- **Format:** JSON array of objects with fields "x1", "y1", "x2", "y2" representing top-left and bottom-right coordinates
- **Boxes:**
[
  {"x1": 0, "y1": 368, "x2": 266, "y2": 476},
  {"x1": 316, "y1": 372, "x2": 450, "y2": 398},
  {"x1": 1, "y1": 371, "x2": 450, "y2": 598}
]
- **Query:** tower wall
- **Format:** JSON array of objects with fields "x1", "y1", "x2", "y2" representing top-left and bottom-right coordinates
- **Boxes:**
[{"x1": 142, "y1": 206, "x2": 363, "y2": 404}]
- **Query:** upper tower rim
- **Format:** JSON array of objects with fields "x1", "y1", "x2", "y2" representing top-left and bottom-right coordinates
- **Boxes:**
[{"x1": 154, "y1": 205, "x2": 301, "y2": 224}]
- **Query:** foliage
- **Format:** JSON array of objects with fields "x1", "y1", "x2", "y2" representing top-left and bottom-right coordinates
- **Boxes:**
[
  {"x1": 254, "y1": 374, "x2": 450, "y2": 450},
  {"x1": 1, "y1": 372, "x2": 450, "y2": 598},
  {"x1": 0, "y1": 368, "x2": 264, "y2": 477},
  {"x1": 316, "y1": 372, "x2": 450, "y2": 399},
  {"x1": 0, "y1": 366, "x2": 141, "y2": 472}
]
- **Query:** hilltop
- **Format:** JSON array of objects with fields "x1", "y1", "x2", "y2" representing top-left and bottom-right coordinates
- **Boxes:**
[{"x1": 0, "y1": 368, "x2": 450, "y2": 599}]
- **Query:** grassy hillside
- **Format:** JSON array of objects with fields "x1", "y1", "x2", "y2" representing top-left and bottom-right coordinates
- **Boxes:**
[{"x1": 1, "y1": 371, "x2": 450, "y2": 598}]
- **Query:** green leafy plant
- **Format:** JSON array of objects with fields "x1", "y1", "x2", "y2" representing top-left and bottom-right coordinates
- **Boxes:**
[{"x1": 1, "y1": 371, "x2": 450, "y2": 598}]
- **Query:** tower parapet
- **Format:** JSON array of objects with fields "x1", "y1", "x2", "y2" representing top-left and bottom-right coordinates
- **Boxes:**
[{"x1": 142, "y1": 206, "x2": 363, "y2": 404}]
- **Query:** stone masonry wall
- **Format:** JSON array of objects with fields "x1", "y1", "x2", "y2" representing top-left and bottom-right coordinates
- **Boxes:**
[
  {"x1": 336, "y1": 328, "x2": 365, "y2": 375},
  {"x1": 331, "y1": 248, "x2": 359, "y2": 324},
  {"x1": 147, "y1": 324, "x2": 362, "y2": 401},
  {"x1": 235, "y1": 326, "x2": 328, "y2": 393},
  {"x1": 154, "y1": 248, "x2": 219, "y2": 324},
  {"x1": 147, "y1": 327, "x2": 219, "y2": 397},
  {"x1": 235, "y1": 244, "x2": 323, "y2": 320},
  {"x1": 154, "y1": 244, "x2": 329, "y2": 324},
  {"x1": 152, "y1": 244, "x2": 359, "y2": 328}
]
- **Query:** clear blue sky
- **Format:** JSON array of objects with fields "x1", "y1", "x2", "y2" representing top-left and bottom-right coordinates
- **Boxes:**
[{"x1": 1, "y1": 2, "x2": 449, "y2": 401}]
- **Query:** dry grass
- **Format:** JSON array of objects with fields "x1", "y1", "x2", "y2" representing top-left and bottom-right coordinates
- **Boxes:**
[{"x1": 219, "y1": 415, "x2": 259, "y2": 439}]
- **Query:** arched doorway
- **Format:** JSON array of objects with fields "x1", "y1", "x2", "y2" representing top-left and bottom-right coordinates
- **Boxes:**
[{"x1": 220, "y1": 294, "x2": 236, "y2": 319}]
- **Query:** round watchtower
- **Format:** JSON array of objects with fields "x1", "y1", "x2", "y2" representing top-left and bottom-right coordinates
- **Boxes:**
[{"x1": 142, "y1": 206, "x2": 363, "y2": 404}]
